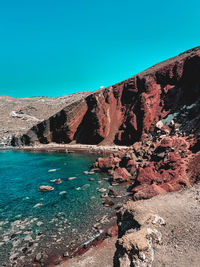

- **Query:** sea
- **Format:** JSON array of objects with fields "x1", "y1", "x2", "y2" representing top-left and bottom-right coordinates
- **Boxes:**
[{"x1": 0, "y1": 150, "x2": 127, "y2": 266}]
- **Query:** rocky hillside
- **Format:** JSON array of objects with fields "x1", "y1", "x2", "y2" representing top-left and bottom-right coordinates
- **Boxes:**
[
  {"x1": 11, "y1": 46, "x2": 200, "y2": 146},
  {"x1": 0, "y1": 92, "x2": 90, "y2": 146}
]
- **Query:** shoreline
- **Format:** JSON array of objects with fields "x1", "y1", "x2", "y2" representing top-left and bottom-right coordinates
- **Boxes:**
[
  {"x1": 51, "y1": 222, "x2": 118, "y2": 267},
  {"x1": 0, "y1": 143, "x2": 129, "y2": 155}
]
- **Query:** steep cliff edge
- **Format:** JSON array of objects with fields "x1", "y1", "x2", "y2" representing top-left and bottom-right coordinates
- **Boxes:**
[{"x1": 11, "y1": 46, "x2": 200, "y2": 146}]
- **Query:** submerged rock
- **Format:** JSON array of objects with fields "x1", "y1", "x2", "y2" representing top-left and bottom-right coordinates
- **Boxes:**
[
  {"x1": 39, "y1": 185, "x2": 54, "y2": 192},
  {"x1": 98, "y1": 188, "x2": 107, "y2": 193},
  {"x1": 103, "y1": 198, "x2": 114, "y2": 207},
  {"x1": 68, "y1": 177, "x2": 76, "y2": 180},
  {"x1": 55, "y1": 178, "x2": 62, "y2": 184},
  {"x1": 108, "y1": 188, "x2": 121, "y2": 198},
  {"x1": 101, "y1": 193, "x2": 109, "y2": 198},
  {"x1": 33, "y1": 203, "x2": 43, "y2": 208},
  {"x1": 48, "y1": 169, "x2": 57, "y2": 172},
  {"x1": 59, "y1": 191, "x2": 67, "y2": 195}
]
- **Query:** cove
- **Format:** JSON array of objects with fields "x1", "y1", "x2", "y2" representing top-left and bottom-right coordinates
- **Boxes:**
[{"x1": 0, "y1": 150, "x2": 127, "y2": 266}]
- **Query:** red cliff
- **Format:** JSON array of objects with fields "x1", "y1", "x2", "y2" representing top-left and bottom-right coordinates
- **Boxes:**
[{"x1": 12, "y1": 46, "x2": 200, "y2": 147}]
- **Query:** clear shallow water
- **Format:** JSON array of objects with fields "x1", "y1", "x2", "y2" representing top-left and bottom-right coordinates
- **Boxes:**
[{"x1": 0, "y1": 150, "x2": 125, "y2": 266}]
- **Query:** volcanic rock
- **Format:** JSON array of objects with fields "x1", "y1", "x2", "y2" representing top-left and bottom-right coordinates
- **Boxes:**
[
  {"x1": 38, "y1": 185, "x2": 54, "y2": 192},
  {"x1": 54, "y1": 178, "x2": 62, "y2": 184}
]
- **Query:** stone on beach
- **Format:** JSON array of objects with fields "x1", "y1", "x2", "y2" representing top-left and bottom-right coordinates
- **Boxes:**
[{"x1": 39, "y1": 185, "x2": 54, "y2": 192}]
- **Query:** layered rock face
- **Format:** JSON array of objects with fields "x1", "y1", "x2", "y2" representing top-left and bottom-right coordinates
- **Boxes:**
[
  {"x1": 12, "y1": 46, "x2": 200, "y2": 146},
  {"x1": 91, "y1": 99, "x2": 200, "y2": 199},
  {"x1": 89, "y1": 47, "x2": 200, "y2": 199}
]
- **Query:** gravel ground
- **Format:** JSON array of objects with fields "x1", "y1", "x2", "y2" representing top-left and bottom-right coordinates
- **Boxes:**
[{"x1": 57, "y1": 183, "x2": 200, "y2": 267}]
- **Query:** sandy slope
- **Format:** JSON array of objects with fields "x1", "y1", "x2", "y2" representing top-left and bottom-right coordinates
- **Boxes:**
[{"x1": 57, "y1": 183, "x2": 200, "y2": 267}]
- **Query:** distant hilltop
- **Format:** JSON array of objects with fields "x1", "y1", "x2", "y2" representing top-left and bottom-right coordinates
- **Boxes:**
[{"x1": 0, "y1": 92, "x2": 90, "y2": 146}]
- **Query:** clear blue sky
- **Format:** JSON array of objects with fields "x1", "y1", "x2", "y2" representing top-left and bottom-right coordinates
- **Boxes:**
[{"x1": 0, "y1": 0, "x2": 199, "y2": 97}]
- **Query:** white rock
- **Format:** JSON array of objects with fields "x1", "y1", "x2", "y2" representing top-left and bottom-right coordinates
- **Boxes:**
[
  {"x1": 98, "y1": 188, "x2": 107, "y2": 193},
  {"x1": 48, "y1": 169, "x2": 57, "y2": 172},
  {"x1": 156, "y1": 120, "x2": 164, "y2": 129}
]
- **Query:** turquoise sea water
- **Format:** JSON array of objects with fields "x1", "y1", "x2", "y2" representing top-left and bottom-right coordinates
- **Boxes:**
[{"x1": 0, "y1": 150, "x2": 124, "y2": 266}]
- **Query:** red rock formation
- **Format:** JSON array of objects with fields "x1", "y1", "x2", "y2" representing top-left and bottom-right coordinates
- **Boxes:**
[{"x1": 12, "y1": 46, "x2": 200, "y2": 146}]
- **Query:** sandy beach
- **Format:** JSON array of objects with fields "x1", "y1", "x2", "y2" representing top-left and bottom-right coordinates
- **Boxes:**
[{"x1": 9, "y1": 143, "x2": 129, "y2": 155}]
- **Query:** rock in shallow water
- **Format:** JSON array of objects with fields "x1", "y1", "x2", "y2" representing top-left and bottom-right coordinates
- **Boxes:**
[
  {"x1": 98, "y1": 188, "x2": 107, "y2": 193},
  {"x1": 103, "y1": 198, "x2": 114, "y2": 207},
  {"x1": 39, "y1": 185, "x2": 54, "y2": 192},
  {"x1": 55, "y1": 178, "x2": 62, "y2": 184}
]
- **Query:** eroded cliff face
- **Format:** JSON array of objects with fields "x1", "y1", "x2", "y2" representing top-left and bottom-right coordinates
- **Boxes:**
[{"x1": 11, "y1": 46, "x2": 200, "y2": 146}]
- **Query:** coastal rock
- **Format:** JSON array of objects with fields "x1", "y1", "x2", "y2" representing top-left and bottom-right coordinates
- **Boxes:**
[
  {"x1": 38, "y1": 185, "x2": 54, "y2": 192},
  {"x1": 112, "y1": 168, "x2": 131, "y2": 183}
]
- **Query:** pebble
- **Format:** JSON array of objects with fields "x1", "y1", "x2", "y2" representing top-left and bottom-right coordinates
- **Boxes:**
[
  {"x1": 59, "y1": 191, "x2": 67, "y2": 195},
  {"x1": 101, "y1": 193, "x2": 109, "y2": 198},
  {"x1": 39, "y1": 185, "x2": 54, "y2": 192},
  {"x1": 33, "y1": 203, "x2": 43, "y2": 208},
  {"x1": 98, "y1": 188, "x2": 107, "y2": 193},
  {"x1": 68, "y1": 177, "x2": 76, "y2": 180},
  {"x1": 103, "y1": 199, "x2": 114, "y2": 207},
  {"x1": 36, "y1": 221, "x2": 43, "y2": 227},
  {"x1": 76, "y1": 187, "x2": 81, "y2": 190},
  {"x1": 35, "y1": 252, "x2": 42, "y2": 262},
  {"x1": 9, "y1": 253, "x2": 18, "y2": 261},
  {"x1": 24, "y1": 234, "x2": 32, "y2": 242},
  {"x1": 63, "y1": 251, "x2": 69, "y2": 257},
  {"x1": 48, "y1": 169, "x2": 57, "y2": 172},
  {"x1": 55, "y1": 178, "x2": 62, "y2": 184}
]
